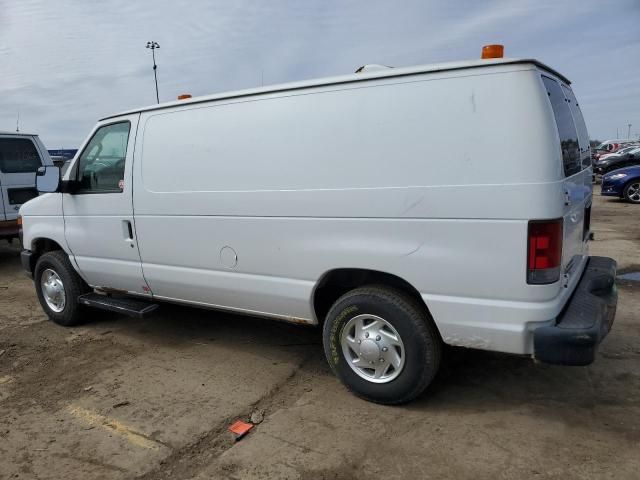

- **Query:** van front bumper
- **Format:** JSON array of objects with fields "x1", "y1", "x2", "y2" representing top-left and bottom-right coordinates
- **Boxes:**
[{"x1": 533, "y1": 256, "x2": 617, "y2": 366}]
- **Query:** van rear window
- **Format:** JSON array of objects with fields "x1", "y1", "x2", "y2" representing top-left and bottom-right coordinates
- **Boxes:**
[
  {"x1": 561, "y1": 85, "x2": 591, "y2": 169},
  {"x1": 541, "y1": 76, "x2": 581, "y2": 176}
]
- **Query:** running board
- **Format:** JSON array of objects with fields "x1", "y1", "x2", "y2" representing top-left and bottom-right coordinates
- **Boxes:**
[{"x1": 78, "y1": 293, "x2": 159, "y2": 318}]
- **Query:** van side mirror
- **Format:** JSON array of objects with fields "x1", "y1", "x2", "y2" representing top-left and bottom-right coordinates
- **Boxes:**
[{"x1": 36, "y1": 166, "x2": 61, "y2": 193}]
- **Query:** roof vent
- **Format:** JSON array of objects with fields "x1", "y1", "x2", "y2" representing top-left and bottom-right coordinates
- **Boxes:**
[{"x1": 355, "y1": 64, "x2": 393, "y2": 74}]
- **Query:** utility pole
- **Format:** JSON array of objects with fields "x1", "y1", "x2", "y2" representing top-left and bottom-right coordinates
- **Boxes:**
[
  {"x1": 146, "y1": 41, "x2": 160, "y2": 104},
  {"x1": 628, "y1": 123, "x2": 632, "y2": 140},
  {"x1": 16, "y1": 112, "x2": 19, "y2": 132}
]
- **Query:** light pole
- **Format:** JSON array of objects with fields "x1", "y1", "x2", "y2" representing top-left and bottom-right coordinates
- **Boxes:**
[
  {"x1": 146, "y1": 41, "x2": 160, "y2": 104},
  {"x1": 628, "y1": 123, "x2": 632, "y2": 140}
]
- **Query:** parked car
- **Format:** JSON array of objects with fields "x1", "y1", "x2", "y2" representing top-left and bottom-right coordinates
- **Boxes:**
[
  {"x1": 20, "y1": 52, "x2": 617, "y2": 404},
  {"x1": 591, "y1": 140, "x2": 630, "y2": 162},
  {"x1": 601, "y1": 165, "x2": 640, "y2": 203},
  {"x1": 594, "y1": 147, "x2": 640, "y2": 175},
  {"x1": 0, "y1": 132, "x2": 53, "y2": 241},
  {"x1": 597, "y1": 144, "x2": 639, "y2": 162}
]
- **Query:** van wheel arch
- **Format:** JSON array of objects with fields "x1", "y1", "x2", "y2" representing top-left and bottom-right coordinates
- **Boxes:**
[
  {"x1": 313, "y1": 268, "x2": 438, "y2": 332},
  {"x1": 29, "y1": 238, "x2": 66, "y2": 273}
]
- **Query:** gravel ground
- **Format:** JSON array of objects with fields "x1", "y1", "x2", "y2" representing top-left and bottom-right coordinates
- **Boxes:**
[{"x1": 0, "y1": 193, "x2": 638, "y2": 480}]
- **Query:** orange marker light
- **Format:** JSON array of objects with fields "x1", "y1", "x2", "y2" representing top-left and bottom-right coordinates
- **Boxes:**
[
  {"x1": 481, "y1": 44, "x2": 504, "y2": 59},
  {"x1": 177, "y1": 94, "x2": 192, "y2": 100}
]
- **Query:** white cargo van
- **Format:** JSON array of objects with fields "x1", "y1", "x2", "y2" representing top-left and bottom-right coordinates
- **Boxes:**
[
  {"x1": 0, "y1": 132, "x2": 52, "y2": 241},
  {"x1": 20, "y1": 54, "x2": 617, "y2": 404}
]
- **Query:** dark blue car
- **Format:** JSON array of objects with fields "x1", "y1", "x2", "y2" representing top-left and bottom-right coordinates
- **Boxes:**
[{"x1": 601, "y1": 165, "x2": 640, "y2": 203}]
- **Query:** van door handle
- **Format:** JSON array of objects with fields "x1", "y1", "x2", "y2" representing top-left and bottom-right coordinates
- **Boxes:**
[{"x1": 122, "y1": 220, "x2": 134, "y2": 240}]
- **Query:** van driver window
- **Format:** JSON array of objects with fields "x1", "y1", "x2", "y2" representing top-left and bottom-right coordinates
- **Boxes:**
[{"x1": 76, "y1": 122, "x2": 130, "y2": 193}]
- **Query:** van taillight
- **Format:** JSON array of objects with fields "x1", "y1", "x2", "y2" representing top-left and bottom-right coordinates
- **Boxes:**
[{"x1": 527, "y1": 219, "x2": 563, "y2": 284}]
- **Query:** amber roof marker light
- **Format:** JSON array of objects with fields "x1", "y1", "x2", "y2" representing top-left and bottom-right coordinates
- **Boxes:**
[{"x1": 481, "y1": 44, "x2": 504, "y2": 59}]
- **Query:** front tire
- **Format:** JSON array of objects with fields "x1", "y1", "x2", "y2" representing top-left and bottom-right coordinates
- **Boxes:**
[
  {"x1": 323, "y1": 285, "x2": 442, "y2": 405},
  {"x1": 623, "y1": 181, "x2": 640, "y2": 203},
  {"x1": 34, "y1": 251, "x2": 90, "y2": 326}
]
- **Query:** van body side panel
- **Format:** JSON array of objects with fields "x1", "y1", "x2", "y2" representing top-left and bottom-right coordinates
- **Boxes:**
[
  {"x1": 135, "y1": 215, "x2": 580, "y2": 353},
  {"x1": 132, "y1": 66, "x2": 570, "y2": 354}
]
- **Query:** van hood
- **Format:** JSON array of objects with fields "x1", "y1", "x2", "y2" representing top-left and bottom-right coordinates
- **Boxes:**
[{"x1": 19, "y1": 192, "x2": 62, "y2": 217}]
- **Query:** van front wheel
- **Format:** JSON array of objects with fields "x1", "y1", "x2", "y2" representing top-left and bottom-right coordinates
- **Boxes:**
[
  {"x1": 34, "y1": 251, "x2": 90, "y2": 326},
  {"x1": 323, "y1": 285, "x2": 441, "y2": 404}
]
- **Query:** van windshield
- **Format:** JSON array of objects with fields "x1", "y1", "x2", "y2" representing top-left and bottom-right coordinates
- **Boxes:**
[{"x1": 542, "y1": 76, "x2": 581, "y2": 176}]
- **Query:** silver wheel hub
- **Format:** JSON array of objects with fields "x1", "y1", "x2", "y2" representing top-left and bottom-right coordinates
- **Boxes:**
[
  {"x1": 41, "y1": 268, "x2": 66, "y2": 313},
  {"x1": 340, "y1": 314, "x2": 405, "y2": 384},
  {"x1": 359, "y1": 339, "x2": 380, "y2": 362},
  {"x1": 628, "y1": 183, "x2": 640, "y2": 202}
]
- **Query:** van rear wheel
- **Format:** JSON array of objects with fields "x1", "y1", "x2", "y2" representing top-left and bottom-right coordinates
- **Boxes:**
[
  {"x1": 34, "y1": 251, "x2": 90, "y2": 326},
  {"x1": 322, "y1": 285, "x2": 441, "y2": 405}
]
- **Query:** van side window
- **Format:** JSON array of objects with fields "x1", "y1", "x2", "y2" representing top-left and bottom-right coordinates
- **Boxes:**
[
  {"x1": 541, "y1": 76, "x2": 580, "y2": 176},
  {"x1": 76, "y1": 122, "x2": 130, "y2": 193},
  {"x1": 0, "y1": 138, "x2": 42, "y2": 173}
]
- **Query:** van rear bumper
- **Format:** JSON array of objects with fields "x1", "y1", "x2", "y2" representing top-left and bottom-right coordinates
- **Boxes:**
[{"x1": 533, "y1": 256, "x2": 617, "y2": 366}]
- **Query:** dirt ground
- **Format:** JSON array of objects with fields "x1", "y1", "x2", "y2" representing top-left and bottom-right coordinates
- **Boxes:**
[{"x1": 0, "y1": 193, "x2": 638, "y2": 480}]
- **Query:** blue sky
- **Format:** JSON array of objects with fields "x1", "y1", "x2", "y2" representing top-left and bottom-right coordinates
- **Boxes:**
[{"x1": 1, "y1": 0, "x2": 639, "y2": 147}]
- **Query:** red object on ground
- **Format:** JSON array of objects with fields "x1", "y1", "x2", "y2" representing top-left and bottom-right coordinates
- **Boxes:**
[{"x1": 228, "y1": 420, "x2": 254, "y2": 440}]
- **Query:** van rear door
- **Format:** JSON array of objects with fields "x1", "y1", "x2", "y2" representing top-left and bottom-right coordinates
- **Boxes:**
[
  {"x1": 0, "y1": 136, "x2": 43, "y2": 221},
  {"x1": 541, "y1": 76, "x2": 592, "y2": 283}
]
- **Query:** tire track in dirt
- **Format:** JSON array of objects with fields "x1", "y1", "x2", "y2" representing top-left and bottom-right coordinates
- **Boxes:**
[{"x1": 135, "y1": 352, "x2": 326, "y2": 480}]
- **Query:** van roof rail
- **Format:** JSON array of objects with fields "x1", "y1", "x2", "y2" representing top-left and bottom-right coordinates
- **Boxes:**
[{"x1": 101, "y1": 58, "x2": 571, "y2": 121}]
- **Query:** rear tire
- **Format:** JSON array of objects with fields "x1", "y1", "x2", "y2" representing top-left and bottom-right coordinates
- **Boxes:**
[
  {"x1": 623, "y1": 181, "x2": 640, "y2": 203},
  {"x1": 34, "y1": 251, "x2": 90, "y2": 326},
  {"x1": 322, "y1": 285, "x2": 442, "y2": 405}
]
